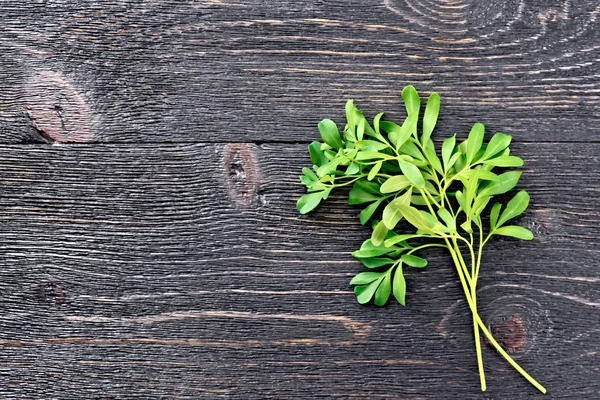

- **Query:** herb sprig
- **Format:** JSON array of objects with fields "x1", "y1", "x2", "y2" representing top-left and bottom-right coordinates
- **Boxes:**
[{"x1": 297, "y1": 86, "x2": 546, "y2": 394}]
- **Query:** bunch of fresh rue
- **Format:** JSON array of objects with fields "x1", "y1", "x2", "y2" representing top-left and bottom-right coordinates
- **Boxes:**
[{"x1": 296, "y1": 86, "x2": 546, "y2": 394}]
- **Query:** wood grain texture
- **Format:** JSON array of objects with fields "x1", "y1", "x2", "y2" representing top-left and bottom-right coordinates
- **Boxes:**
[
  {"x1": 0, "y1": 143, "x2": 598, "y2": 398},
  {"x1": 0, "y1": 0, "x2": 599, "y2": 399},
  {"x1": 0, "y1": 0, "x2": 598, "y2": 143}
]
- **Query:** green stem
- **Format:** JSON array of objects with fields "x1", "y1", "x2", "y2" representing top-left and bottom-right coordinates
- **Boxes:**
[
  {"x1": 446, "y1": 245, "x2": 547, "y2": 394},
  {"x1": 451, "y1": 240, "x2": 486, "y2": 392}
]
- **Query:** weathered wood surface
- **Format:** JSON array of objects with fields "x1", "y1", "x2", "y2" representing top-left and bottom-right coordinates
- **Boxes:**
[{"x1": 0, "y1": 1, "x2": 599, "y2": 399}]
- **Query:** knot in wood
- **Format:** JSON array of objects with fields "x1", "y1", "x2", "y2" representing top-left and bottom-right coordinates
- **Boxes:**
[
  {"x1": 487, "y1": 314, "x2": 527, "y2": 354},
  {"x1": 37, "y1": 280, "x2": 66, "y2": 306},
  {"x1": 25, "y1": 71, "x2": 92, "y2": 143},
  {"x1": 222, "y1": 143, "x2": 262, "y2": 207}
]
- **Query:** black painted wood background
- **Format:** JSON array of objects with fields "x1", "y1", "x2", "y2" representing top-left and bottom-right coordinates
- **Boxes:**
[{"x1": 0, "y1": 1, "x2": 598, "y2": 399}]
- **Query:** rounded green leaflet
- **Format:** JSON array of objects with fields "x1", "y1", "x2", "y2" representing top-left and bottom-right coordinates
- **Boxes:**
[
  {"x1": 489, "y1": 202, "x2": 502, "y2": 230},
  {"x1": 380, "y1": 175, "x2": 411, "y2": 193},
  {"x1": 497, "y1": 190, "x2": 530, "y2": 227},
  {"x1": 481, "y1": 132, "x2": 512, "y2": 161},
  {"x1": 296, "y1": 191, "x2": 324, "y2": 214},
  {"x1": 348, "y1": 184, "x2": 381, "y2": 205},
  {"x1": 441, "y1": 134, "x2": 456, "y2": 171},
  {"x1": 401, "y1": 85, "x2": 420, "y2": 116},
  {"x1": 382, "y1": 189, "x2": 412, "y2": 230},
  {"x1": 466, "y1": 123, "x2": 485, "y2": 164},
  {"x1": 318, "y1": 119, "x2": 344, "y2": 150},
  {"x1": 350, "y1": 271, "x2": 384, "y2": 286},
  {"x1": 359, "y1": 257, "x2": 395, "y2": 269},
  {"x1": 401, "y1": 254, "x2": 428, "y2": 268},
  {"x1": 368, "y1": 161, "x2": 382, "y2": 181},
  {"x1": 373, "y1": 273, "x2": 392, "y2": 306},
  {"x1": 398, "y1": 160, "x2": 425, "y2": 189},
  {"x1": 392, "y1": 265, "x2": 406, "y2": 305},
  {"x1": 359, "y1": 199, "x2": 383, "y2": 225},
  {"x1": 308, "y1": 141, "x2": 328, "y2": 167},
  {"x1": 422, "y1": 93, "x2": 440, "y2": 147},
  {"x1": 371, "y1": 220, "x2": 389, "y2": 246},
  {"x1": 478, "y1": 171, "x2": 522, "y2": 197},
  {"x1": 482, "y1": 156, "x2": 524, "y2": 167},
  {"x1": 494, "y1": 226, "x2": 534, "y2": 240},
  {"x1": 354, "y1": 278, "x2": 383, "y2": 304}
]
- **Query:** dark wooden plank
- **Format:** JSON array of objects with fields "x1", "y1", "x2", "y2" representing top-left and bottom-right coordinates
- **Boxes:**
[
  {"x1": 0, "y1": 143, "x2": 598, "y2": 398},
  {"x1": 0, "y1": 0, "x2": 598, "y2": 143}
]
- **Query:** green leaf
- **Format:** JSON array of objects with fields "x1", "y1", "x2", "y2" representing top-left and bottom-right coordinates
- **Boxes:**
[
  {"x1": 476, "y1": 170, "x2": 500, "y2": 181},
  {"x1": 354, "y1": 279, "x2": 382, "y2": 304},
  {"x1": 398, "y1": 160, "x2": 425, "y2": 189},
  {"x1": 345, "y1": 162, "x2": 360, "y2": 175},
  {"x1": 371, "y1": 220, "x2": 389, "y2": 246},
  {"x1": 497, "y1": 190, "x2": 530, "y2": 226},
  {"x1": 373, "y1": 272, "x2": 392, "y2": 306},
  {"x1": 352, "y1": 247, "x2": 392, "y2": 258},
  {"x1": 422, "y1": 92, "x2": 440, "y2": 147},
  {"x1": 481, "y1": 132, "x2": 512, "y2": 161},
  {"x1": 401, "y1": 254, "x2": 427, "y2": 268},
  {"x1": 359, "y1": 257, "x2": 396, "y2": 269},
  {"x1": 355, "y1": 151, "x2": 393, "y2": 161},
  {"x1": 460, "y1": 220, "x2": 473, "y2": 234},
  {"x1": 392, "y1": 266, "x2": 406, "y2": 305},
  {"x1": 437, "y1": 208, "x2": 456, "y2": 231},
  {"x1": 359, "y1": 199, "x2": 383, "y2": 225},
  {"x1": 447, "y1": 152, "x2": 462, "y2": 172},
  {"x1": 308, "y1": 141, "x2": 328, "y2": 167},
  {"x1": 382, "y1": 188, "x2": 412, "y2": 229},
  {"x1": 318, "y1": 119, "x2": 344, "y2": 150},
  {"x1": 399, "y1": 139, "x2": 425, "y2": 160},
  {"x1": 368, "y1": 161, "x2": 382, "y2": 181},
  {"x1": 466, "y1": 123, "x2": 485, "y2": 164},
  {"x1": 384, "y1": 234, "x2": 420, "y2": 247},
  {"x1": 297, "y1": 191, "x2": 325, "y2": 214},
  {"x1": 455, "y1": 190, "x2": 468, "y2": 213},
  {"x1": 396, "y1": 204, "x2": 432, "y2": 233},
  {"x1": 398, "y1": 113, "x2": 418, "y2": 149},
  {"x1": 380, "y1": 175, "x2": 411, "y2": 193},
  {"x1": 402, "y1": 85, "x2": 420, "y2": 116},
  {"x1": 349, "y1": 184, "x2": 381, "y2": 205},
  {"x1": 345, "y1": 100, "x2": 358, "y2": 133},
  {"x1": 349, "y1": 271, "x2": 383, "y2": 286},
  {"x1": 356, "y1": 140, "x2": 389, "y2": 151},
  {"x1": 424, "y1": 146, "x2": 443, "y2": 175},
  {"x1": 316, "y1": 158, "x2": 341, "y2": 178},
  {"x1": 494, "y1": 225, "x2": 534, "y2": 240},
  {"x1": 482, "y1": 156, "x2": 524, "y2": 167},
  {"x1": 490, "y1": 202, "x2": 502, "y2": 230},
  {"x1": 354, "y1": 180, "x2": 381, "y2": 194},
  {"x1": 356, "y1": 118, "x2": 365, "y2": 141},
  {"x1": 302, "y1": 167, "x2": 318, "y2": 181},
  {"x1": 471, "y1": 195, "x2": 491, "y2": 219},
  {"x1": 373, "y1": 112, "x2": 384, "y2": 137},
  {"x1": 478, "y1": 171, "x2": 522, "y2": 197},
  {"x1": 442, "y1": 134, "x2": 456, "y2": 172}
]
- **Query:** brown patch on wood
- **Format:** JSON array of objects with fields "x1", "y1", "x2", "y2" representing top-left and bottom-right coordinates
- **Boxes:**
[
  {"x1": 65, "y1": 310, "x2": 372, "y2": 340},
  {"x1": 486, "y1": 315, "x2": 527, "y2": 354},
  {"x1": 24, "y1": 71, "x2": 92, "y2": 143},
  {"x1": 222, "y1": 143, "x2": 262, "y2": 206},
  {"x1": 0, "y1": 337, "x2": 356, "y2": 348}
]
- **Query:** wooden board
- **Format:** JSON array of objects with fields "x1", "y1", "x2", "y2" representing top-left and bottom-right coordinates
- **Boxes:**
[
  {"x1": 0, "y1": 1, "x2": 598, "y2": 144},
  {"x1": 0, "y1": 143, "x2": 598, "y2": 398},
  {"x1": 0, "y1": 0, "x2": 599, "y2": 399}
]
